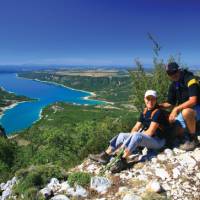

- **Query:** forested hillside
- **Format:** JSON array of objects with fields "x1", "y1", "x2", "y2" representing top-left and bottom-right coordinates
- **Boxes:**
[{"x1": 0, "y1": 103, "x2": 137, "y2": 184}]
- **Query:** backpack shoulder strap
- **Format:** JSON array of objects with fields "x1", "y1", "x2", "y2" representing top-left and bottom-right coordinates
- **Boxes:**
[
  {"x1": 143, "y1": 106, "x2": 160, "y2": 119},
  {"x1": 143, "y1": 107, "x2": 148, "y2": 116},
  {"x1": 150, "y1": 108, "x2": 159, "y2": 119}
]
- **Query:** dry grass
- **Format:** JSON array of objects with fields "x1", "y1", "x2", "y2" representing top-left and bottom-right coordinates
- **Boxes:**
[{"x1": 141, "y1": 191, "x2": 170, "y2": 200}]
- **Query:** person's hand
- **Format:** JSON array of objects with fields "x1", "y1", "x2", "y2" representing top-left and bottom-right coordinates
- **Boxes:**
[{"x1": 169, "y1": 107, "x2": 180, "y2": 123}]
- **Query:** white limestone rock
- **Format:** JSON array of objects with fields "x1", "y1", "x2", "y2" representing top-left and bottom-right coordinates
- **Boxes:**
[
  {"x1": 0, "y1": 183, "x2": 5, "y2": 190},
  {"x1": 74, "y1": 185, "x2": 88, "y2": 197},
  {"x1": 1, "y1": 181, "x2": 12, "y2": 191},
  {"x1": 1, "y1": 188, "x2": 12, "y2": 200},
  {"x1": 146, "y1": 180, "x2": 162, "y2": 193},
  {"x1": 151, "y1": 157, "x2": 157, "y2": 164},
  {"x1": 155, "y1": 168, "x2": 170, "y2": 180},
  {"x1": 40, "y1": 188, "x2": 52, "y2": 198},
  {"x1": 164, "y1": 149, "x2": 174, "y2": 157},
  {"x1": 137, "y1": 175, "x2": 148, "y2": 181},
  {"x1": 47, "y1": 178, "x2": 61, "y2": 193},
  {"x1": 192, "y1": 148, "x2": 200, "y2": 162},
  {"x1": 179, "y1": 155, "x2": 197, "y2": 168},
  {"x1": 90, "y1": 176, "x2": 112, "y2": 194},
  {"x1": 66, "y1": 187, "x2": 75, "y2": 196},
  {"x1": 162, "y1": 183, "x2": 171, "y2": 191},
  {"x1": 49, "y1": 178, "x2": 60, "y2": 185},
  {"x1": 172, "y1": 168, "x2": 181, "y2": 179},
  {"x1": 57, "y1": 181, "x2": 70, "y2": 193},
  {"x1": 86, "y1": 164, "x2": 98, "y2": 173},
  {"x1": 123, "y1": 193, "x2": 142, "y2": 200},
  {"x1": 11, "y1": 177, "x2": 17, "y2": 185},
  {"x1": 51, "y1": 194, "x2": 70, "y2": 200},
  {"x1": 173, "y1": 148, "x2": 185, "y2": 155},
  {"x1": 157, "y1": 154, "x2": 167, "y2": 161},
  {"x1": 196, "y1": 173, "x2": 200, "y2": 179}
]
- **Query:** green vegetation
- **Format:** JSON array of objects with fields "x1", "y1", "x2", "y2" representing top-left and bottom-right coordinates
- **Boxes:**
[
  {"x1": 68, "y1": 172, "x2": 91, "y2": 187},
  {"x1": 0, "y1": 87, "x2": 31, "y2": 112},
  {"x1": 13, "y1": 164, "x2": 67, "y2": 196},
  {"x1": 0, "y1": 137, "x2": 18, "y2": 182},
  {"x1": 2, "y1": 34, "x2": 195, "y2": 199},
  {"x1": 129, "y1": 34, "x2": 182, "y2": 112},
  {"x1": 129, "y1": 58, "x2": 170, "y2": 112},
  {"x1": 0, "y1": 102, "x2": 137, "y2": 196},
  {"x1": 18, "y1": 70, "x2": 134, "y2": 108},
  {"x1": 13, "y1": 103, "x2": 136, "y2": 169}
]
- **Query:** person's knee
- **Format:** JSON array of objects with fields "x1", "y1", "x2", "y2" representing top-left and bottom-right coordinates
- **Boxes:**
[
  {"x1": 133, "y1": 133, "x2": 143, "y2": 142},
  {"x1": 182, "y1": 108, "x2": 196, "y2": 121},
  {"x1": 118, "y1": 132, "x2": 126, "y2": 139},
  {"x1": 116, "y1": 133, "x2": 127, "y2": 144}
]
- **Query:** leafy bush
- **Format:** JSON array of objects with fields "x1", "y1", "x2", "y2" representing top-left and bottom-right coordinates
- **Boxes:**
[
  {"x1": 14, "y1": 164, "x2": 67, "y2": 195},
  {"x1": 0, "y1": 161, "x2": 10, "y2": 182},
  {"x1": 129, "y1": 34, "x2": 171, "y2": 112},
  {"x1": 23, "y1": 187, "x2": 38, "y2": 200},
  {"x1": 0, "y1": 137, "x2": 18, "y2": 182},
  {"x1": 68, "y1": 172, "x2": 91, "y2": 187},
  {"x1": 0, "y1": 137, "x2": 17, "y2": 167}
]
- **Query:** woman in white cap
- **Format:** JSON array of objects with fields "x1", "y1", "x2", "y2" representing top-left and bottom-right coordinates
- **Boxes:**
[{"x1": 90, "y1": 90, "x2": 168, "y2": 173}]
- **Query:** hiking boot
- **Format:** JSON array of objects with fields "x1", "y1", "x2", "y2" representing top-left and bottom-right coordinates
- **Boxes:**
[
  {"x1": 110, "y1": 157, "x2": 130, "y2": 173},
  {"x1": 126, "y1": 154, "x2": 141, "y2": 164},
  {"x1": 89, "y1": 152, "x2": 111, "y2": 164},
  {"x1": 179, "y1": 139, "x2": 199, "y2": 151}
]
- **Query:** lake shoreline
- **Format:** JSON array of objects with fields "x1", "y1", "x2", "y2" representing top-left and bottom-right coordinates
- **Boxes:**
[
  {"x1": 17, "y1": 74, "x2": 114, "y2": 105},
  {"x1": 0, "y1": 73, "x2": 113, "y2": 135}
]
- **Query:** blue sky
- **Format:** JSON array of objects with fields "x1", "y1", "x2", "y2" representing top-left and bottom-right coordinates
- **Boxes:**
[{"x1": 0, "y1": 0, "x2": 199, "y2": 66}]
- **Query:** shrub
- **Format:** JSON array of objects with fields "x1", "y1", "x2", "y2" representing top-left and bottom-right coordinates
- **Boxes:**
[
  {"x1": 0, "y1": 137, "x2": 18, "y2": 167},
  {"x1": 68, "y1": 172, "x2": 91, "y2": 187},
  {"x1": 129, "y1": 33, "x2": 180, "y2": 112},
  {"x1": 0, "y1": 137, "x2": 18, "y2": 182},
  {"x1": 23, "y1": 187, "x2": 38, "y2": 200},
  {"x1": 14, "y1": 164, "x2": 67, "y2": 196}
]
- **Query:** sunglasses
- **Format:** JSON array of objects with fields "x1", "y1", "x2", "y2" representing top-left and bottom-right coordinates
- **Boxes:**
[
  {"x1": 166, "y1": 70, "x2": 178, "y2": 76},
  {"x1": 146, "y1": 96, "x2": 156, "y2": 101}
]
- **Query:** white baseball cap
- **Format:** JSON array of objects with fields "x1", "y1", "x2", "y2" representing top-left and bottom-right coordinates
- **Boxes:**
[{"x1": 144, "y1": 90, "x2": 157, "y2": 98}]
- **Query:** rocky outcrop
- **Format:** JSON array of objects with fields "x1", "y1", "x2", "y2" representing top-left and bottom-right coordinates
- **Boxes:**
[
  {"x1": 0, "y1": 177, "x2": 17, "y2": 200},
  {"x1": 1, "y1": 142, "x2": 200, "y2": 199},
  {"x1": 37, "y1": 144, "x2": 200, "y2": 200}
]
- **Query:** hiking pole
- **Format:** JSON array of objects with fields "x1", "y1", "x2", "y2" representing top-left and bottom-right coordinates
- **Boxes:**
[{"x1": 100, "y1": 148, "x2": 124, "y2": 175}]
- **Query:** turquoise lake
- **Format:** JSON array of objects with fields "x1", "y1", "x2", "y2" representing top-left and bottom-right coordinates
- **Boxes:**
[{"x1": 0, "y1": 73, "x2": 103, "y2": 135}]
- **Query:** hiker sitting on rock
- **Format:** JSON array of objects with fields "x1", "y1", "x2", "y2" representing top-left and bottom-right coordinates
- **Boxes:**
[
  {"x1": 90, "y1": 90, "x2": 168, "y2": 173},
  {"x1": 159, "y1": 62, "x2": 200, "y2": 151}
]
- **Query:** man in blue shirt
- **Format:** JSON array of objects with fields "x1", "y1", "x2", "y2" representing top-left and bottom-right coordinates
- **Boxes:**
[{"x1": 160, "y1": 62, "x2": 200, "y2": 151}]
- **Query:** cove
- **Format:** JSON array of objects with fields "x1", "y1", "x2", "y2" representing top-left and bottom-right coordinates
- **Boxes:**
[{"x1": 0, "y1": 73, "x2": 103, "y2": 134}]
